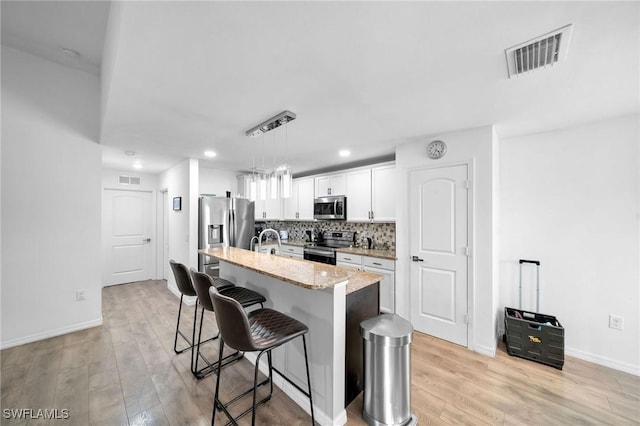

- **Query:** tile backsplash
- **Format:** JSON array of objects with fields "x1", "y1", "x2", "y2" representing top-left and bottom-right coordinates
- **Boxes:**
[{"x1": 262, "y1": 221, "x2": 396, "y2": 250}]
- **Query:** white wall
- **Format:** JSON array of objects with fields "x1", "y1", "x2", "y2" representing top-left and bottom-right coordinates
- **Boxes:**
[
  {"x1": 1, "y1": 47, "x2": 102, "y2": 348},
  {"x1": 396, "y1": 125, "x2": 499, "y2": 356},
  {"x1": 198, "y1": 166, "x2": 240, "y2": 197},
  {"x1": 159, "y1": 159, "x2": 199, "y2": 297},
  {"x1": 500, "y1": 114, "x2": 640, "y2": 375}
]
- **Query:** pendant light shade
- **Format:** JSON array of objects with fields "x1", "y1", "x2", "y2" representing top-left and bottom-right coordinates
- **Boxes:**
[
  {"x1": 258, "y1": 174, "x2": 267, "y2": 201},
  {"x1": 249, "y1": 176, "x2": 257, "y2": 202},
  {"x1": 269, "y1": 172, "x2": 279, "y2": 199},
  {"x1": 281, "y1": 167, "x2": 292, "y2": 199}
]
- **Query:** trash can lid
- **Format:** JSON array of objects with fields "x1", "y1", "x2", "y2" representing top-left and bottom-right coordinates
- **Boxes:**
[{"x1": 360, "y1": 313, "x2": 413, "y2": 346}]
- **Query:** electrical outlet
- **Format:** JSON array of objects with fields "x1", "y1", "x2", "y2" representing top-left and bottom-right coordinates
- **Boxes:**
[
  {"x1": 76, "y1": 290, "x2": 87, "y2": 301},
  {"x1": 609, "y1": 314, "x2": 623, "y2": 330}
]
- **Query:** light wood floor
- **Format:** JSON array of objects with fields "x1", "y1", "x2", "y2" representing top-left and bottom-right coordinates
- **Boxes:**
[{"x1": 1, "y1": 280, "x2": 638, "y2": 425}]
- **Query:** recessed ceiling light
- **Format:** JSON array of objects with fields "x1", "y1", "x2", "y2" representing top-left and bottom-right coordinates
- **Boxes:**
[
  {"x1": 339, "y1": 150, "x2": 351, "y2": 157},
  {"x1": 204, "y1": 151, "x2": 217, "y2": 158},
  {"x1": 133, "y1": 162, "x2": 142, "y2": 170}
]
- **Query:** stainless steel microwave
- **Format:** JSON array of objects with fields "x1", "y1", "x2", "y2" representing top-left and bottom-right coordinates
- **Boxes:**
[{"x1": 314, "y1": 196, "x2": 347, "y2": 220}]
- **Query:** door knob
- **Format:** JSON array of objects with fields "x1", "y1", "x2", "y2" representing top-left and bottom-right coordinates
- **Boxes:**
[
  {"x1": 142, "y1": 238, "x2": 151, "y2": 243},
  {"x1": 411, "y1": 255, "x2": 424, "y2": 262}
]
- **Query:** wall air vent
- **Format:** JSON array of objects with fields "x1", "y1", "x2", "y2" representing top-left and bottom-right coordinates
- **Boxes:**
[
  {"x1": 505, "y1": 24, "x2": 573, "y2": 78},
  {"x1": 118, "y1": 175, "x2": 141, "y2": 185}
]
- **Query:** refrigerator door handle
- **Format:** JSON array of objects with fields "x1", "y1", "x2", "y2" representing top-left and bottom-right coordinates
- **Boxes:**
[{"x1": 228, "y1": 209, "x2": 233, "y2": 247}]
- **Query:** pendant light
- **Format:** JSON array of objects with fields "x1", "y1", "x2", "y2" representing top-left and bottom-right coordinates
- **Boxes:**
[{"x1": 244, "y1": 111, "x2": 296, "y2": 201}]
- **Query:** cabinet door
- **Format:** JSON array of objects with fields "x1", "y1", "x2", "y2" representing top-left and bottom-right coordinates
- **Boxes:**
[
  {"x1": 315, "y1": 176, "x2": 331, "y2": 197},
  {"x1": 316, "y1": 173, "x2": 346, "y2": 196},
  {"x1": 254, "y1": 199, "x2": 265, "y2": 221},
  {"x1": 284, "y1": 180, "x2": 299, "y2": 220},
  {"x1": 345, "y1": 169, "x2": 372, "y2": 222},
  {"x1": 371, "y1": 165, "x2": 395, "y2": 222},
  {"x1": 264, "y1": 197, "x2": 282, "y2": 220},
  {"x1": 330, "y1": 173, "x2": 346, "y2": 195},
  {"x1": 297, "y1": 178, "x2": 315, "y2": 220},
  {"x1": 363, "y1": 265, "x2": 395, "y2": 313},
  {"x1": 281, "y1": 245, "x2": 303, "y2": 258}
]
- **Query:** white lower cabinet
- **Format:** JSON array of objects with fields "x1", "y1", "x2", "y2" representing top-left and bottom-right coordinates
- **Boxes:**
[
  {"x1": 336, "y1": 253, "x2": 395, "y2": 313},
  {"x1": 281, "y1": 244, "x2": 303, "y2": 259},
  {"x1": 255, "y1": 243, "x2": 279, "y2": 255}
]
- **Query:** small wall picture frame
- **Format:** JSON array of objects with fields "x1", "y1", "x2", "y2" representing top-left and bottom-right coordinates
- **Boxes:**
[{"x1": 173, "y1": 197, "x2": 182, "y2": 211}]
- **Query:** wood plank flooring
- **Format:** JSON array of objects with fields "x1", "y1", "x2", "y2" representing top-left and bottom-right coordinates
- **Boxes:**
[{"x1": 1, "y1": 280, "x2": 638, "y2": 425}]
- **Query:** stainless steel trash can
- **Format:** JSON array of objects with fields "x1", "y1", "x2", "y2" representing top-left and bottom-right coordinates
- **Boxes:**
[{"x1": 360, "y1": 314, "x2": 416, "y2": 426}]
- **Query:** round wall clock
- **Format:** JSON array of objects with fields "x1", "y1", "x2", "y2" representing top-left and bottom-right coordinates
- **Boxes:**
[{"x1": 427, "y1": 140, "x2": 447, "y2": 159}]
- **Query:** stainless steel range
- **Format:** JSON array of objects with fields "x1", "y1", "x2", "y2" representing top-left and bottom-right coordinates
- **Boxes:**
[{"x1": 303, "y1": 231, "x2": 355, "y2": 265}]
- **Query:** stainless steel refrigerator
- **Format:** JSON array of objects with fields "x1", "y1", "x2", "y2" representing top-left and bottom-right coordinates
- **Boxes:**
[{"x1": 198, "y1": 196, "x2": 255, "y2": 277}]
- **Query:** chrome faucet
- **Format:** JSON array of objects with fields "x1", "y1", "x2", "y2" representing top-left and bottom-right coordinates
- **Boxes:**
[
  {"x1": 249, "y1": 236, "x2": 259, "y2": 252},
  {"x1": 258, "y1": 228, "x2": 282, "y2": 253}
]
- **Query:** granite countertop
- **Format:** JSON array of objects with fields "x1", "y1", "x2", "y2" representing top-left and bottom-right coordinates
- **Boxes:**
[
  {"x1": 282, "y1": 240, "x2": 396, "y2": 260},
  {"x1": 278, "y1": 239, "x2": 308, "y2": 247},
  {"x1": 334, "y1": 246, "x2": 396, "y2": 260},
  {"x1": 199, "y1": 247, "x2": 382, "y2": 294}
]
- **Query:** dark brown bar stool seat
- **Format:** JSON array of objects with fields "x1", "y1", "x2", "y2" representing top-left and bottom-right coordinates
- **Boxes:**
[
  {"x1": 190, "y1": 270, "x2": 266, "y2": 379},
  {"x1": 209, "y1": 287, "x2": 315, "y2": 426},
  {"x1": 169, "y1": 259, "x2": 202, "y2": 355}
]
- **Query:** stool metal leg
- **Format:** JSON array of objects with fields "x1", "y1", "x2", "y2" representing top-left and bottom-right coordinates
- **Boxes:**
[
  {"x1": 213, "y1": 347, "x2": 273, "y2": 426},
  {"x1": 174, "y1": 295, "x2": 198, "y2": 354},
  {"x1": 212, "y1": 339, "x2": 225, "y2": 426},
  {"x1": 192, "y1": 308, "x2": 243, "y2": 380},
  {"x1": 302, "y1": 335, "x2": 315, "y2": 425}
]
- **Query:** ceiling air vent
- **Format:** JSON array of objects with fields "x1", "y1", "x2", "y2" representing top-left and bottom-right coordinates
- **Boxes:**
[
  {"x1": 505, "y1": 24, "x2": 573, "y2": 78},
  {"x1": 118, "y1": 175, "x2": 141, "y2": 185}
]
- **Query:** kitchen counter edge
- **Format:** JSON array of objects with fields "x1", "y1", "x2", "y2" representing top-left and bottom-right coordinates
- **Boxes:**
[{"x1": 199, "y1": 247, "x2": 382, "y2": 294}]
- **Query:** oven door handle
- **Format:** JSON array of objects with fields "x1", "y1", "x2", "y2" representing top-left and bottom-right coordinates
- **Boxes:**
[{"x1": 304, "y1": 248, "x2": 334, "y2": 257}]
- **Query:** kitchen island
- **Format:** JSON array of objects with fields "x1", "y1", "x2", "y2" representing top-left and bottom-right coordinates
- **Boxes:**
[{"x1": 198, "y1": 247, "x2": 382, "y2": 426}]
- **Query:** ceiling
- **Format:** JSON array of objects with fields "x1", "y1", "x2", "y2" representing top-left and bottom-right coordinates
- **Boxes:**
[{"x1": 2, "y1": 1, "x2": 638, "y2": 175}]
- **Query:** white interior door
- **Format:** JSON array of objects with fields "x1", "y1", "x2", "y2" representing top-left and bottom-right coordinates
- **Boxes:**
[
  {"x1": 102, "y1": 189, "x2": 153, "y2": 286},
  {"x1": 409, "y1": 164, "x2": 469, "y2": 346}
]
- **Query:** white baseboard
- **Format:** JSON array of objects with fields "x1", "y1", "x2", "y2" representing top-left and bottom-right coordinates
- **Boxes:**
[
  {"x1": 166, "y1": 283, "x2": 197, "y2": 306},
  {"x1": 497, "y1": 327, "x2": 640, "y2": 376},
  {"x1": 474, "y1": 342, "x2": 497, "y2": 357},
  {"x1": 244, "y1": 352, "x2": 347, "y2": 426},
  {"x1": 0, "y1": 318, "x2": 103, "y2": 350},
  {"x1": 565, "y1": 347, "x2": 640, "y2": 376}
]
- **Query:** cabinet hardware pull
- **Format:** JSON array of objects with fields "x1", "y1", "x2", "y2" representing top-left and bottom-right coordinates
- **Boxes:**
[{"x1": 373, "y1": 262, "x2": 381, "y2": 266}]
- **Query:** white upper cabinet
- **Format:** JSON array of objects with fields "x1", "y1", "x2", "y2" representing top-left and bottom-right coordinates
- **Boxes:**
[
  {"x1": 283, "y1": 180, "x2": 299, "y2": 220},
  {"x1": 344, "y1": 164, "x2": 395, "y2": 222},
  {"x1": 371, "y1": 165, "x2": 395, "y2": 222},
  {"x1": 297, "y1": 178, "x2": 315, "y2": 220},
  {"x1": 315, "y1": 173, "x2": 346, "y2": 197},
  {"x1": 263, "y1": 197, "x2": 282, "y2": 220},
  {"x1": 284, "y1": 177, "x2": 314, "y2": 220},
  {"x1": 345, "y1": 169, "x2": 372, "y2": 221}
]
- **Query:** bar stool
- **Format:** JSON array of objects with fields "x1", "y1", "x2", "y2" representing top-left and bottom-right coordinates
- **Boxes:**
[
  {"x1": 169, "y1": 259, "x2": 200, "y2": 355},
  {"x1": 190, "y1": 270, "x2": 266, "y2": 379},
  {"x1": 209, "y1": 287, "x2": 315, "y2": 426}
]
